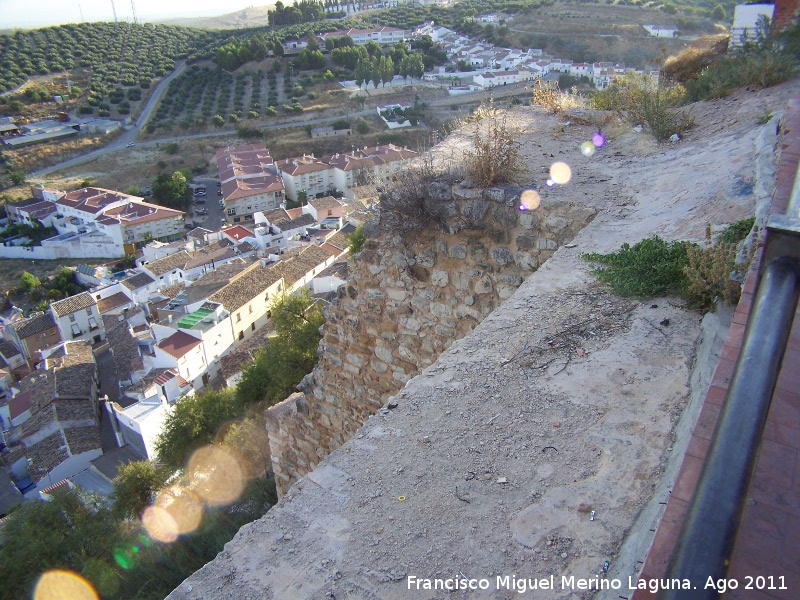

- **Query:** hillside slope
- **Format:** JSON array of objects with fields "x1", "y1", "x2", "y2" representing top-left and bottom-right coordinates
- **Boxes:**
[{"x1": 167, "y1": 77, "x2": 800, "y2": 600}]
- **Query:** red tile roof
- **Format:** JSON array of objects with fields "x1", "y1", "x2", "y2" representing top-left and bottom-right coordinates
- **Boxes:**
[
  {"x1": 221, "y1": 225, "x2": 253, "y2": 242},
  {"x1": 9, "y1": 390, "x2": 32, "y2": 420},
  {"x1": 156, "y1": 330, "x2": 202, "y2": 359},
  {"x1": 221, "y1": 174, "x2": 284, "y2": 202}
]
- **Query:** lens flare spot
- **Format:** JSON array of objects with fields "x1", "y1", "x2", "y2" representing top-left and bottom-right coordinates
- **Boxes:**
[
  {"x1": 580, "y1": 141, "x2": 596, "y2": 157},
  {"x1": 519, "y1": 189, "x2": 541, "y2": 211},
  {"x1": 142, "y1": 505, "x2": 179, "y2": 544},
  {"x1": 186, "y1": 445, "x2": 245, "y2": 507},
  {"x1": 546, "y1": 179, "x2": 555, "y2": 187},
  {"x1": 113, "y1": 548, "x2": 135, "y2": 570},
  {"x1": 34, "y1": 571, "x2": 98, "y2": 600},
  {"x1": 549, "y1": 162, "x2": 572, "y2": 185},
  {"x1": 592, "y1": 131, "x2": 606, "y2": 148},
  {"x1": 154, "y1": 485, "x2": 203, "y2": 535}
]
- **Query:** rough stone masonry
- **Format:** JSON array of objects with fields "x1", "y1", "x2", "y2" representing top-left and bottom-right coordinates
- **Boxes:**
[{"x1": 266, "y1": 181, "x2": 597, "y2": 496}]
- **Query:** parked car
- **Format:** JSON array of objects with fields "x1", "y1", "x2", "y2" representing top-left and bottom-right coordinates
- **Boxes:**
[
  {"x1": 126, "y1": 142, "x2": 136, "y2": 147},
  {"x1": 217, "y1": 189, "x2": 223, "y2": 196},
  {"x1": 196, "y1": 207, "x2": 208, "y2": 215},
  {"x1": 195, "y1": 189, "x2": 206, "y2": 196}
]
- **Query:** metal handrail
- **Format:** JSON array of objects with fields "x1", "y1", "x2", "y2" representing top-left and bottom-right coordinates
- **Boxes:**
[{"x1": 660, "y1": 150, "x2": 800, "y2": 598}]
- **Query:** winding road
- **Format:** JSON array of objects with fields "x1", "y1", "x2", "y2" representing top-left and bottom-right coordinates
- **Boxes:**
[
  {"x1": 29, "y1": 71, "x2": 530, "y2": 180},
  {"x1": 30, "y1": 60, "x2": 187, "y2": 178}
]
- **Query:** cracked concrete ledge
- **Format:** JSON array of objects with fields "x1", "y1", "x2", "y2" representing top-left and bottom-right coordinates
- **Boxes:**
[{"x1": 167, "y1": 82, "x2": 795, "y2": 600}]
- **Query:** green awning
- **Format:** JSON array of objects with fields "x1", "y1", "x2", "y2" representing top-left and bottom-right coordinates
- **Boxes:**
[{"x1": 176, "y1": 307, "x2": 214, "y2": 329}]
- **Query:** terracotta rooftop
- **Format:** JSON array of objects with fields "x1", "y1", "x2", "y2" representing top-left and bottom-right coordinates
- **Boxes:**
[
  {"x1": 208, "y1": 263, "x2": 284, "y2": 313},
  {"x1": 268, "y1": 245, "x2": 334, "y2": 287},
  {"x1": 187, "y1": 227, "x2": 213, "y2": 240},
  {"x1": 56, "y1": 186, "x2": 135, "y2": 215},
  {"x1": 101, "y1": 200, "x2": 184, "y2": 226},
  {"x1": 220, "y1": 225, "x2": 253, "y2": 242},
  {"x1": 144, "y1": 251, "x2": 191, "y2": 276},
  {"x1": 309, "y1": 196, "x2": 343, "y2": 211},
  {"x1": 317, "y1": 260, "x2": 351, "y2": 280},
  {"x1": 221, "y1": 174, "x2": 285, "y2": 202},
  {"x1": 121, "y1": 271, "x2": 155, "y2": 291},
  {"x1": 156, "y1": 330, "x2": 202, "y2": 359},
  {"x1": 276, "y1": 155, "x2": 333, "y2": 176},
  {"x1": 13, "y1": 313, "x2": 57, "y2": 342},
  {"x1": 50, "y1": 292, "x2": 96, "y2": 317},
  {"x1": 279, "y1": 213, "x2": 316, "y2": 232},
  {"x1": 0, "y1": 339, "x2": 23, "y2": 358},
  {"x1": 261, "y1": 208, "x2": 292, "y2": 225},
  {"x1": 96, "y1": 292, "x2": 132, "y2": 314},
  {"x1": 102, "y1": 315, "x2": 143, "y2": 381}
]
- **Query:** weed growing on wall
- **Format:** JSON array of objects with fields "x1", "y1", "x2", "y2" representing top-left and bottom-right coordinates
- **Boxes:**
[{"x1": 464, "y1": 113, "x2": 524, "y2": 187}]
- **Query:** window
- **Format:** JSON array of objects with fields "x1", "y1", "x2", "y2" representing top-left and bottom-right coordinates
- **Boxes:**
[
  {"x1": 236, "y1": 313, "x2": 241, "y2": 322},
  {"x1": 251, "y1": 323, "x2": 255, "y2": 331},
  {"x1": 40, "y1": 332, "x2": 46, "y2": 338},
  {"x1": 238, "y1": 331, "x2": 244, "y2": 340},
  {"x1": 248, "y1": 305, "x2": 253, "y2": 314},
  {"x1": 69, "y1": 314, "x2": 76, "y2": 323},
  {"x1": 86, "y1": 308, "x2": 93, "y2": 316}
]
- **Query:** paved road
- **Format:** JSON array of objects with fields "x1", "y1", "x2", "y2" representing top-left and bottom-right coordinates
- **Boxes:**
[
  {"x1": 186, "y1": 177, "x2": 224, "y2": 231},
  {"x1": 30, "y1": 61, "x2": 187, "y2": 178},
  {"x1": 30, "y1": 76, "x2": 527, "y2": 180}
]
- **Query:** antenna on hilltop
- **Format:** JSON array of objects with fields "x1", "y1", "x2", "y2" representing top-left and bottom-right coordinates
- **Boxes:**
[
  {"x1": 79, "y1": 3, "x2": 85, "y2": 21},
  {"x1": 130, "y1": 0, "x2": 138, "y2": 24},
  {"x1": 111, "y1": 0, "x2": 118, "y2": 23}
]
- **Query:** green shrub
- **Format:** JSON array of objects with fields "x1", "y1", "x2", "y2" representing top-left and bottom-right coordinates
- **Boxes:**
[
  {"x1": 718, "y1": 217, "x2": 755, "y2": 244},
  {"x1": 582, "y1": 236, "x2": 693, "y2": 297},
  {"x1": 684, "y1": 39, "x2": 797, "y2": 102},
  {"x1": 347, "y1": 223, "x2": 366, "y2": 255},
  {"x1": 590, "y1": 73, "x2": 692, "y2": 141}
]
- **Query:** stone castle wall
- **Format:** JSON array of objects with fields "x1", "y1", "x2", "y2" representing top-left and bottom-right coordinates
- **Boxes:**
[{"x1": 266, "y1": 182, "x2": 597, "y2": 495}]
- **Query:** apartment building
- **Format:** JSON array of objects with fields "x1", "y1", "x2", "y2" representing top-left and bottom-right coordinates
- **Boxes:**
[
  {"x1": 217, "y1": 145, "x2": 287, "y2": 224},
  {"x1": 275, "y1": 154, "x2": 335, "y2": 201},
  {"x1": 319, "y1": 26, "x2": 407, "y2": 46}
]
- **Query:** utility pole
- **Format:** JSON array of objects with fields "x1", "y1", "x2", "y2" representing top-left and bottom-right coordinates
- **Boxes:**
[
  {"x1": 130, "y1": 0, "x2": 138, "y2": 24},
  {"x1": 111, "y1": 0, "x2": 118, "y2": 23},
  {"x1": 78, "y1": 3, "x2": 84, "y2": 21}
]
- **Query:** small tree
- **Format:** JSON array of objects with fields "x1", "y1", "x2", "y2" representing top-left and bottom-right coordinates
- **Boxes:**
[
  {"x1": 155, "y1": 388, "x2": 241, "y2": 469},
  {"x1": 112, "y1": 460, "x2": 171, "y2": 520},
  {"x1": 18, "y1": 271, "x2": 41, "y2": 293},
  {"x1": 347, "y1": 223, "x2": 366, "y2": 255}
]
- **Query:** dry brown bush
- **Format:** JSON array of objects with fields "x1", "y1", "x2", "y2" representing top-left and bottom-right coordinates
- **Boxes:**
[
  {"x1": 464, "y1": 114, "x2": 524, "y2": 187},
  {"x1": 662, "y1": 43, "x2": 726, "y2": 84},
  {"x1": 531, "y1": 79, "x2": 585, "y2": 113}
]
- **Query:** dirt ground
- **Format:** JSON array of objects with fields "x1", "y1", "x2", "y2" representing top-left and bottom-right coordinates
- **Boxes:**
[{"x1": 167, "y1": 76, "x2": 800, "y2": 600}]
